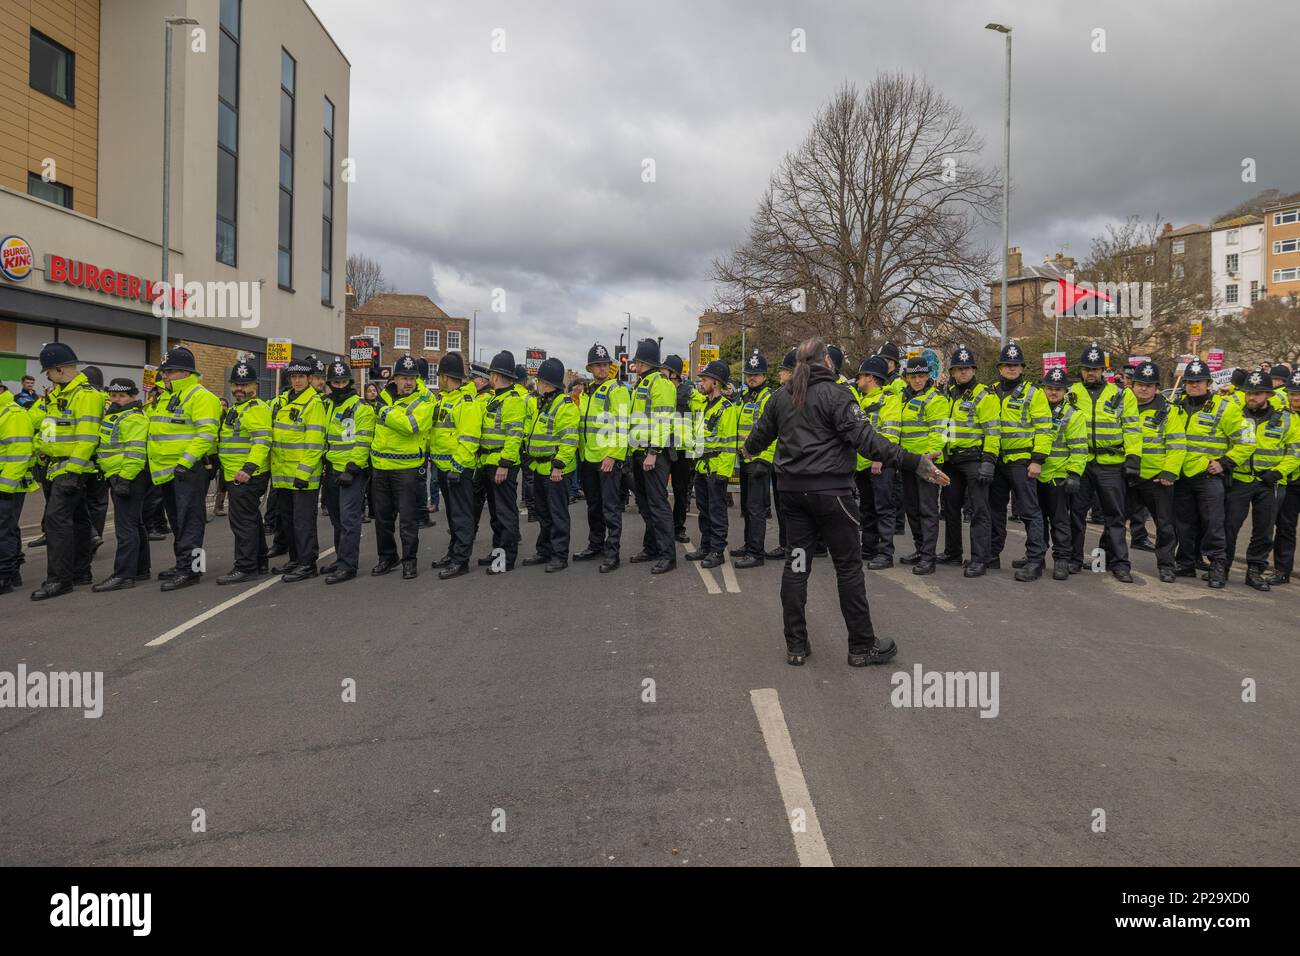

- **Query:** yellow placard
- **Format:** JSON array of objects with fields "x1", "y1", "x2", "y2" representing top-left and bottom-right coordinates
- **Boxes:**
[
  {"x1": 141, "y1": 365, "x2": 157, "y2": 391},
  {"x1": 265, "y1": 338, "x2": 292, "y2": 368},
  {"x1": 1189, "y1": 321, "x2": 1203, "y2": 338},
  {"x1": 699, "y1": 346, "x2": 720, "y2": 365}
]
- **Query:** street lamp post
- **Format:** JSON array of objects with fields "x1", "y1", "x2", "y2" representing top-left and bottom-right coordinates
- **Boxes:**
[
  {"x1": 161, "y1": 15, "x2": 198, "y2": 358},
  {"x1": 472, "y1": 309, "x2": 478, "y2": 362},
  {"x1": 986, "y1": 22, "x2": 1012, "y2": 348}
]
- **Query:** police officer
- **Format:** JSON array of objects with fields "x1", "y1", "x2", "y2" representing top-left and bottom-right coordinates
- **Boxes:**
[
  {"x1": 30, "y1": 343, "x2": 103, "y2": 599},
  {"x1": 91, "y1": 378, "x2": 150, "y2": 591},
  {"x1": 1267, "y1": 370, "x2": 1300, "y2": 585},
  {"x1": 938, "y1": 344, "x2": 999, "y2": 576},
  {"x1": 989, "y1": 341, "x2": 1050, "y2": 581},
  {"x1": 412, "y1": 356, "x2": 436, "y2": 529},
  {"x1": 684, "y1": 360, "x2": 738, "y2": 569},
  {"x1": 1036, "y1": 366, "x2": 1088, "y2": 580},
  {"x1": 147, "y1": 347, "x2": 222, "y2": 592},
  {"x1": 522, "y1": 357, "x2": 579, "y2": 572},
  {"x1": 1225, "y1": 369, "x2": 1300, "y2": 590},
  {"x1": 627, "y1": 339, "x2": 677, "y2": 574},
  {"x1": 476, "y1": 351, "x2": 525, "y2": 574},
  {"x1": 429, "y1": 353, "x2": 479, "y2": 578},
  {"x1": 467, "y1": 361, "x2": 494, "y2": 541},
  {"x1": 215, "y1": 362, "x2": 272, "y2": 585},
  {"x1": 662, "y1": 354, "x2": 695, "y2": 543},
  {"x1": 733, "y1": 350, "x2": 774, "y2": 568},
  {"x1": 81, "y1": 364, "x2": 110, "y2": 545},
  {"x1": 574, "y1": 343, "x2": 629, "y2": 573},
  {"x1": 1068, "y1": 342, "x2": 1140, "y2": 583},
  {"x1": 1128, "y1": 361, "x2": 1183, "y2": 584},
  {"x1": 854, "y1": 356, "x2": 901, "y2": 569},
  {"x1": 896, "y1": 355, "x2": 946, "y2": 574},
  {"x1": 0, "y1": 379, "x2": 36, "y2": 595},
  {"x1": 1173, "y1": 358, "x2": 1249, "y2": 588},
  {"x1": 270, "y1": 357, "x2": 327, "y2": 582},
  {"x1": 321, "y1": 359, "x2": 374, "y2": 584}
]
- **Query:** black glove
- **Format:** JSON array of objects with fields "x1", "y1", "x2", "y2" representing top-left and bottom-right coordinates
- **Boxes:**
[
  {"x1": 115, "y1": 475, "x2": 133, "y2": 498},
  {"x1": 1156, "y1": 470, "x2": 1177, "y2": 484},
  {"x1": 1063, "y1": 474, "x2": 1081, "y2": 496},
  {"x1": 345, "y1": 462, "x2": 363, "y2": 476},
  {"x1": 292, "y1": 477, "x2": 308, "y2": 490},
  {"x1": 336, "y1": 470, "x2": 354, "y2": 487},
  {"x1": 448, "y1": 469, "x2": 461, "y2": 484},
  {"x1": 1257, "y1": 469, "x2": 1282, "y2": 486},
  {"x1": 52, "y1": 472, "x2": 85, "y2": 492},
  {"x1": 1124, "y1": 455, "x2": 1141, "y2": 476},
  {"x1": 977, "y1": 460, "x2": 995, "y2": 485},
  {"x1": 173, "y1": 464, "x2": 191, "y2": 479}
]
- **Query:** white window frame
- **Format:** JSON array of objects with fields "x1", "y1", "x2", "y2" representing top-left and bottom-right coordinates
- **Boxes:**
[
  {"x1": 1273, "y1": 267, "x2": 1300, "y2": 284},
  {"x1": 1226, "y1": 229, "x2": 1239, "y2": 245},
  {"x1": 1274, "y1": 209, "x2": 1300, "y2": 226},
  {"x1": 1273, "y1": 238, "x2": 1300, "y2": 255},
  {"x1": 424, "y1": 328, "x2": 440, "y2": 350},
  {"x1": 1225, "y1": 253, "x2": 1239, "y2": 273},
  {"x1": 394, "y1": 327, "x2": 410, "y2": 349},
  {"x1": 1225, "y1": 283, "x2": 1239, "y2": 305},
  {"x1": 702, "y1": 331, "x2": 713, "y2": 345},
  {"x1": 1173, "y1": 263, "x2": 1185, "y2": 280},
  {"x1": 1144, "y1": 254, "x2": 1154, "y2": 266},
  {"x1": 1172, "y1": 239, "x2": 1186, "y2": 255},
  {"x1": 1250, "y1": 281, "x2": 1260, "y2": 303},
  {"x1": 364, "y1": 325, "x2": 380, "y2": 340},
  {"x1": 446, "y1": 330, "x2": 462, "y2": 351}
]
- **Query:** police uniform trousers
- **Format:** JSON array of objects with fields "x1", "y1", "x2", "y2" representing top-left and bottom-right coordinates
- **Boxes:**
[
  {"x1": 670, "y1": 453, "x2": 694, "y2": 534},
  {"x1": 371, "y1": 465, "x2": 422, "y2": 563},
  {"x1": 276, "y1": 485, "x2": 319, "y2": 570},
  {"x1": 1126, "y1": 478, "x2": 1176, "y2": 572},
  {"x1": 1271, "y1": 482, "x2": 1300, "y2": 577},
  {"x1": 771, "y1": 468, "x2": 787, "y2": 551},
  {"x1": 264, "y1": 481, "x2": 290, "y2": 551},
  {"x1": 226, "y1": 471, "x2": 269, "y2": 574},
  {"x1": 144, "y1": 478, "x2": 169, "y2": 534},
  {"x1": 579, "y1": 459, "x2": 623, "y2": 558},
  {"x1": 1069, "y1": 461, "x2": 1130, "y2": 572},
  {"x1": 1126, "y1": 496, "x2": 1152, "y2": 547},
  {"x1": 481, "y1": 463, "x2": 521, "y2": 564},
  {"x1": 900, "y1": 469, "x2": 940, "y2": 561},
  {"x1": 322, "y1": 468, "x2": 368, "y2": 574},
  {"x1": 436, "y1": 468, "x2": 474, "y2": 565},
  {"x1": 990, "y1": 458, "x2": 1046, "y2": 565},
  {"x1": 780, "y1": 489, "x2": 877, "y2": 657},
  {"x1": 0, "y1": 488, "x2": 26, "y2": 582},
  {"x1": 86, "y1": 472, "x2": 109, "y2": 538},
  {"x1": 940, "y1": 455, "x2": 991, "y2": 564},
  {"x1": 530, "y1": 468, "x2": 571, "y2": 560},
  {"x1": 854, "y1": 466, "x2": 896, "y2": 560},
  {"x1": 1035, "y1": 479, "x2": 1073, "y2": 560},
  {"x1": 892, "y1": 468, "x2": 906, "y2": 536},
  {"x1": 158, "y1": 468, "x2": 206, "y2": 575},
  {"x1": 739, "y1": 460, "x2": 771, "y2": 555},
  {"x1": 694, "y1": 470, "x2": 729, "y2": 554},
  {"x1": 470, "y1": 466, "x2": 489, "y2": 538},
  {"x1": 631, "y1": 450, "x2": 674, "y2": 560},
  {"x1": 1174, "y1": 472, "x2": 1226, "y2": 571},
  {"x1": 521, "y1": 463, "x2": 536, "y2": 514},
  {"x1": 1224, "y1": 480, "x2": 1276, "y2": 575},
  {"x1": 108, "y1": 472, "x2": 151, "y2": 580}
]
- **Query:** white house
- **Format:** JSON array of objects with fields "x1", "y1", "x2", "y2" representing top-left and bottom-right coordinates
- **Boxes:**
[{"x1": 1209, "y1": 215, "x2": 1265, "y2": 318}]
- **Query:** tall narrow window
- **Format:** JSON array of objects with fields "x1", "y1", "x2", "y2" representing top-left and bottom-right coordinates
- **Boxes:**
[
  {"x1": 30, "y1": 30, "x2": 74, "y2": 105},
  {"x1": 216, "y1": 0, "x2": 240, "y2": 265},
  {"x1": 278, "y1": 49, "x2": 296, "y2": 290},
  {"x1": 322, "y1": 97, "x2": 335, "y2": 304}
]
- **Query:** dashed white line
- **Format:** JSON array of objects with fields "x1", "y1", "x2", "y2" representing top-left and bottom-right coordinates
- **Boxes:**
[{"x1": 749, "y1": 688, "x2": 833, "y2": 867}]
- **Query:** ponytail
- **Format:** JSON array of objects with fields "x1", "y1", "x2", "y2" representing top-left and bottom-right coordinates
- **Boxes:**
[{"x1": 789, "y1": 337, "x2": 826, "y2": 412}]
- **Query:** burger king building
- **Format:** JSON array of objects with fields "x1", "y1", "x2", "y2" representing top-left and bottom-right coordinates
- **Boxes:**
[{"x1": 0, "y1": 0, "x2": 349, "y2": 394}]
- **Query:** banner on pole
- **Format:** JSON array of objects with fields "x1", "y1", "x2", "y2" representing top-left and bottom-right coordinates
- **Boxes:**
[{"x1": 265, "y1": 338, "x2": 292, "y2": 369}]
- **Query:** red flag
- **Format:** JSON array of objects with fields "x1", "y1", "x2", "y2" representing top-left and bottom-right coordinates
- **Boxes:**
[{"x1": 1057, "y1": 278, "x2": 1111, "y2": 314}]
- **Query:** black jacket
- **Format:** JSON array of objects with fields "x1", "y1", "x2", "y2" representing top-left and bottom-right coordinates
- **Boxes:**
[{"x1": 743, "y1": 365, "x2": 922, "y2": 493}]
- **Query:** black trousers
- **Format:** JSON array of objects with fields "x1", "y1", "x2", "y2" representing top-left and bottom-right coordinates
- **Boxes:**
[
  {"x1": 481, "y1": 464, "x2": 521, "y2": 563},
  {"x1": 162, "y1": 468, "x2": 207, "y2": 575},
  {"x1": 1174, "y1": 473, "x2": 1227, "y2": 570},
  {"x1": 470, "y1": 467, "x2": 489, "y2": 538},
  {"x1": 0, "y1": 490, "x2": 24, "y2": 580},
  {"x1": 1127, "y1": 496, "x2": 1152, "y2": 545},
  {"x1": 277, "y1": 486, "x2": 320, "y2": 568},
  {"x1": 694, "y1": 471, "x2": 729, "y2": 553},
  {"x1": 772, "y1": 468, "x2": 787, "y2": 550},
  {"x1": 323, "y1": 469, "x2": 369, "y2": 573},
  {"x1": 530, "y1": 469, "x2": 571, "y2": 560},
  {"x1": 1127, "y1": 478, "x2": 1176, "y2": 572},
  {"x1": 670, "y1": 454, "x2": 694, "y2": 533},
  {"x1": 854, "y1": 467, "x2": 897, "y2": 559},
  {"x1": 1225, "y1": 480, "x2": 1276, "y2": 573},
  {"x1": 1036, "y1": 479, "x2": 1073, "y2": 560},
  {"x1": 738, "y1": 461, "x2": 770, "y2": 554},
  {"x1": 780, "y1": 490, "x2": 876, "y2": 656},
  {"x1": 991, "y1": 458, "x2": 1046, "y2": 565},
  {"x1": 631, "y1": 451, "x2": 674, "y2": 560},
  {"x1": 227, "y1": 471, "x2": 269, "y2": 573},
  {"x1": 265, "y1": 481, "x2": 290, "y2": 552},
  {"x1": 373, "y1": 466, "x2": 422, "y2": 563},
  {"x1": 580, "y1": 459, "x2": 623, "y2": 557},
  {"x1": 900, "y1": 470, "x2": 940, "y2": 561},
  {"x1": 144, "y1": 480, "x2": 169, "y2": 533},
  {"x1": 86, "y1": 473, "x2": 109, "y2": 538},
  {"x1": 108, "y1": 472, "x2": 151, "y2": 580},
  {"x1": 521, "y1": 464, "x2": 535, "y2": 513},
  {"x1": 941, "y1": 456, "x2": 991, "y2": 564},
  {"x1": 45, "y1": 473, "x2": 95, "y2": 584},
  {"x1": 1070, "y1": 462, "x2": 1130, "y2": 571},
  {"x1": 1272, "y1": 482, "x2": 1300, "y2": 575},
  {"x1": 437, "y1": 468, "x2": 474, "y2": 565}
]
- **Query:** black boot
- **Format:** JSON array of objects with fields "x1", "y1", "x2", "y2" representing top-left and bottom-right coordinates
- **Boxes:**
[
  {"x1": 599, "y1": 557, "x2": 620, "y2": 573},
  {"x1": 701, "y1": 552, "x2": 724, "y2": 569},
  {"x1": 402, "y1": 560, "x2": 418, "y2": 580},
  {"x1": 325, "y1": 568, "x2": 357, "y2": 585},
  {"x1": 30, "y1": 580, "x2": 73, "y2": 601},
  {"x1": 847, "y1": 638, "x2": 898, "y2": 667},
  {"x1": 1245, "y1": 568, "x2": 1271, "y2": 592},
  {"x1": 684, "y1": 548, "x2": 707, "y2": 561},
  {"x1": 371, "y1": 558, "x2": 399, "y2": 576},
  {"x1": 438, "y1": 563, "x2": 470, "y2": 580},
  {"x1": 1052, "y1": 560, "x2": 1069, "y2": 581},
  {"x1": 91, "y1": 576, "x2": 135, "y2": 592},
  {"x1": 281, "y1": 564, "x2": 319, "y2": 583}
]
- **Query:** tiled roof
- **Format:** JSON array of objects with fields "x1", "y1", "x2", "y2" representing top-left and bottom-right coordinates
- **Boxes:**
[
  {"x1": 1163, "y1": 223, "x2": 1208, "y2": 238},
  {"x1": 1263, "y1": 191, "x2": 1300, "y2": 211},
  {"x1": 351, "y1": 293, "x2": 451, "y2": 319},
  {"x1": 1211, "y1": 214, "x2": 1264, "y2": 229}
]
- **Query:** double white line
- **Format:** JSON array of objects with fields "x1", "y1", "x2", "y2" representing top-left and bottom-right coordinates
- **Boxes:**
[{"x1": 678, "y1": 539, "x2": 740, "y2": 594}]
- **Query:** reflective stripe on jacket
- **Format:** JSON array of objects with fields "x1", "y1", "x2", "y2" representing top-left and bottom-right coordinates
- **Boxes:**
[
  {"x1": 578, "y1": 378, "x2": 630, "y2": 463},
  {"x1": 218, "y1": 397, "x2": 272, "y2": 481},
  {"x1": 0, "y1": 392, "x2": 36, "y2": 492},
  {"x1": 270, "y1": 387, "x2": 327, "y2": 488},
  {"x1": 146, "y1": 374, "x2": 221, "y2": 484},
  {"x1": 95, "y1": 404, "x2": 148, "y2": 480},
  {"x1": 429, "y1": 382, "x2": 478, "y2": 473},
  {"x1": 325, "y1": 393, "x2": 375, "y2": 471},
  {"x1": 1039, "y1": 402, "x2": 1088, "y2": 482},
  {"x1": 32, "y1": 373, "x2": 102, "y2": 479},
  {"x1": 525, "y1": 390, "x2": 579, "y2": 474}
]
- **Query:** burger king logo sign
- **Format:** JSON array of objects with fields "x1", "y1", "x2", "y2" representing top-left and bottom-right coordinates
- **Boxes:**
[{"x1": 1, "y1": 235, "x2": 34, "y2": 282}]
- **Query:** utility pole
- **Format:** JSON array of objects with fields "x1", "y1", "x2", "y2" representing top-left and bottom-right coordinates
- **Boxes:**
[
  {"x1": 160, "y1": 15, "x2": 197, "y2": 357},
  {"x1": 986, "y1": 22, "x2": 1013, "y2": 347}
]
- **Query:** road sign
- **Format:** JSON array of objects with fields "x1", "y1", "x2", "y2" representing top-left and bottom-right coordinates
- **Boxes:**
[
  {"x1": 699, "y1": 346, "x2": 720, "y2": 365},
  {"x1": 526, "y1": 348, "x2": 547, "y2": 374},
  {"x1": 349, "y1": 335, "x2": 375, "y2": 368},
  {"x1": 266, "y1": 338, "x2": 292, "y2": 369}
]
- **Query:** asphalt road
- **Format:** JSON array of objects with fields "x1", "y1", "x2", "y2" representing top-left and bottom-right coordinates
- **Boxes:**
[{"x1": 1, "y1": 489, "x2": 1296, "y2": 866}]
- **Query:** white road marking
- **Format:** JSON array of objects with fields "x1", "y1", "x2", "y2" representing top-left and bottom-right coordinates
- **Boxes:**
[
  {"x1": 679, "y1": 540, "x2": 721, "y2": 595},
  {"x1": 874, "y1": 566, "x2": 957, "y2": 613},
  {"x1": 147, "y1": 548, "x2": 336, "y2": 647},
  {"x1": 720, "y1": 558, "x2": 742, "y2": 593},
  {"x1": 749, "y1": 688, "x2": 833, "y2": 867}
]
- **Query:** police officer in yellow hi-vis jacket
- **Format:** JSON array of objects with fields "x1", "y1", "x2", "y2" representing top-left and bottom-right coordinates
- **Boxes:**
[
  {"x1": 271, "y1": 357, "x2": 327, "y2": 582},
  {"x1": 429, "y1": 352, "x2": 480, "y2": 579},
  {"x1": 91, "y1": 378, "x2": 151, "y2": 592},
  {"x1": 896, "y1": 355, "x2": 947, "y2": 574},
  {"x1": 216, "y1": 361, "x2": 272, "y2": 585},
  {"x1": 0, "y1": 383, "x2": 36, "y2": 596},
  {"x1": 1127, "y1": 361, "x2": 1184, "y2": 584},
  {"x1": 938, "y1": 344, "x2": 1000, "y2": 577},
  {"x1": 372, "y1": 354, "x2": 436, "y2": 580},
  {"x1": 685, "y1": 360, "x2": 739, "y2": 569},
  {"x1": 522, "y1": 357, "x2": 579, "y2": 572},
  {"x1": 476, "y1": 351, "x2": 526, "y2": 575},
  {"x1": 321, "y1": 358, "x2": 374, "y2": 585},
  {"x1": 147, "y1": 347, "x2": 222, "y2": 593},
  {"x1": 574, "y1": 343, "x2": 629, "y2": 573},
  {"x1": 734, "y1": 349, "x2": 775, "y2": 569}
]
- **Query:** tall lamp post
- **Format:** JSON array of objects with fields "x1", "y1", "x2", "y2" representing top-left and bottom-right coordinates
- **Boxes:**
[
  {"x1": 986, "y1": 22, "x2": 1012, "y2": 348},
  {"x1": 161, "y1": 15, "x2": 198, "y2": 358},
  {"x1": 472, "y1": 309, "x2": 478, "y2": 362}
]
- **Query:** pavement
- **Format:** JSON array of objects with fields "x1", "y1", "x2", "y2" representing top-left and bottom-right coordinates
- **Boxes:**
[{"x1": 1, "y1": 489, "x2": 1296, "y2": 867}]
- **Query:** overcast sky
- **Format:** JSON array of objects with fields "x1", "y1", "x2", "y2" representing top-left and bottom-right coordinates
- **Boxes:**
[{"x1": 309, "y1": 0, "x2": 1299, "y2": 368}]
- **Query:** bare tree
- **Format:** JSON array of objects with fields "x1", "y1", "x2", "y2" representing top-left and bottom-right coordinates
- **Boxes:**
[
  {"x1": 1213, "y1": 188, "x2": 1293, "y2": 224},
  {"x1": 710, "y1": 75, "x2": 999, "y2": 362},
  {"x1": 346, "y1": 253, "x2": 396, "y2": 307},
  {"x1": 1213, "y1": 298, "x2": 1300, "y2": 368}
]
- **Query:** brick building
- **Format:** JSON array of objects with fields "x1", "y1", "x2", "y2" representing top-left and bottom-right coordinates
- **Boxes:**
[
  {"x1": 1263, "y1": 194, "x2": 1300, "y2": 303},
  {"x1": 986, "y1": 248, "x2": 1075, "y2": 338},
  {"x1": 346, "y1": 292, "x2": 469, "y2": 384}
]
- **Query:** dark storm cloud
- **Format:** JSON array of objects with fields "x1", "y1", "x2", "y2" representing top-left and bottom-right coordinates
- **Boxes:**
[{"x1": 310, "y1": 0, "x2": 1299, "y2": 362}]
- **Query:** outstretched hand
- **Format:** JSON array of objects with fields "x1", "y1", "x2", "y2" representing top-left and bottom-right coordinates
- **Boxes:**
[{"x1": 918, "y1": 454, "x2": 950, "y2": 487}]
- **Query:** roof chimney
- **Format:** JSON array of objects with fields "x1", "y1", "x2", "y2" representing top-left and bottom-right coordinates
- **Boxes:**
[
  {"x1": 1007, "y1": 246, "x2": 1022, "y2": 278},
  {"x1": 1161, "y1": 223, "x2": 1173, "y2": 235}
]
